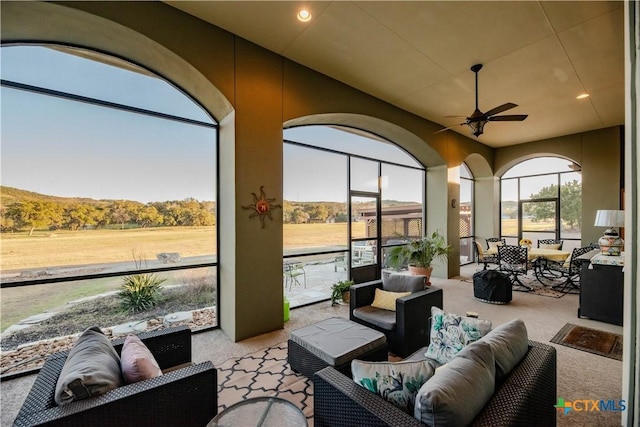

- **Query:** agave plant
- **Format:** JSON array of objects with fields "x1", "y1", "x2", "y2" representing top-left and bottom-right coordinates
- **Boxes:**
[{"x1": 119, "y1": 273, "x2": 165, "y2": 313}]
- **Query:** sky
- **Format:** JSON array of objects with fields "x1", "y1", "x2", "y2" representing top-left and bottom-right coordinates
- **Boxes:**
[
  {"x1": 1, "y1": 46, "x2": 216, "y2": 204},
  {"x1": 1, "y1": 45, "x2": 580, "y2": 205}
]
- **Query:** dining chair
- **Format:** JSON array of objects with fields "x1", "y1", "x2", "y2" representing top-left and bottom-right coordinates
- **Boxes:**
[
  {"x1": 486, "y1": 237, "x2": 506, "y2": 251},
  {"x1": 536, "y1": 246, "x2": 594, "y2": 293},
  {"x1": 283, "y1": 262, "x2": 307, "y2": 291},
  {"x1": 537, "y1": 239, "x2": 564, "y2": 250},
  {"x1": 474, "y1": 241, "x2": 499, "y2": 270},
  {"x1": 497, "y1": 245, "x2": 531, "y2": 291}
]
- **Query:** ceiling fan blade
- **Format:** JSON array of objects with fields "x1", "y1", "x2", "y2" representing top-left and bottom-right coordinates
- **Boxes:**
[
  {"x1": 488, "y1": 114, "x2": 528, "y2": 122},
  {"x1": 484, "y1": 102, "x2": 518, "y2": 117},
  {"x1": 434, "y1": 123, "x2": 464, "y2": 134},
  {"x1": 443, "y1": 115, "x2": 468, "y2": 118}
]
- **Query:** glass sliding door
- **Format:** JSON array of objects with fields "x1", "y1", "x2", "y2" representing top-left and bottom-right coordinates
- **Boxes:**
[{"x1": 350, "y1": 193, "x2": 380, "y2": 283}]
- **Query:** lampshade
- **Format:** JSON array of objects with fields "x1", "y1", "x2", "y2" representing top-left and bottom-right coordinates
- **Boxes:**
[
  {"x1": 594, "y1": 209, "x2": 624, "y2": 256},
  {"x1": 594, "y1": 210, "x2": 624, "y2": 227}
]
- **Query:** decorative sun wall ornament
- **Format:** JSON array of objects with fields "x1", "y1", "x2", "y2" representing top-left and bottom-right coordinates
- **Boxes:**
[{"x1": 242, "y1": 186, "x2": 282, "y2": 228}]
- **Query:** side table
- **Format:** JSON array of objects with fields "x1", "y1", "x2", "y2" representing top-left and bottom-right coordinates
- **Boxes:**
[{"x1": 208, "y1": 396, "x2": 307, "y2": 427}]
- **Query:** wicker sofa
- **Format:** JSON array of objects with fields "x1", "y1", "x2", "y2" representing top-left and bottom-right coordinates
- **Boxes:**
[
  {"x1": 314, "y1": 340, "x2": 557, "y2": 427},
  {"x1": 13, "y1": 326, "x2": 217, "y2": 427}
]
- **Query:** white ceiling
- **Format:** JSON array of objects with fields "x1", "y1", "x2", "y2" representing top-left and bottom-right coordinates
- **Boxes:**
[{"x1": 165, "y1": 1, "x2": 625, "y2": 148}]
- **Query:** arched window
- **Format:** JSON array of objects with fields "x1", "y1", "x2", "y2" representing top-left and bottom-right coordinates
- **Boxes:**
[
  {"x1": 500, "y1": 157, "x2": 582, "y2": 251},
  {"x1": 0, "y1": 45, "x2": 219, "y2": 370},
  {"x1": 283, "y1": 125, "x2": 424, "y2": 305}
]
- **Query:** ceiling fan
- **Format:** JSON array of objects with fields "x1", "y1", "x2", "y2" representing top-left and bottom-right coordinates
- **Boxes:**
[{"x1": 437, "y1": 64, "x2": 528, "y2": 137}]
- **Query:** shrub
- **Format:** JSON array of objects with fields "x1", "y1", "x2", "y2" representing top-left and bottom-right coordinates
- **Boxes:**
[{"x1": 119, "y1": 273, "x2": 165, "y2": 313}]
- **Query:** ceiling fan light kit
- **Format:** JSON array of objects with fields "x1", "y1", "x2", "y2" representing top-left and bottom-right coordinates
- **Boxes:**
[{"x1": 439, "y1": 63, "x2": 528, "y2": 137}]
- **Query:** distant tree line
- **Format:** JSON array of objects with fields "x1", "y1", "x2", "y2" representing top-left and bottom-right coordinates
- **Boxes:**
[
  {"x1": 0, "y1": 199, "x2": 216, "y2": 234},
  {"x1": 283, "y1": 201, "x2": 349, "y2": 224},
  {"x1": 0, "y1": 185, "x2": 420, "y2": 233}
]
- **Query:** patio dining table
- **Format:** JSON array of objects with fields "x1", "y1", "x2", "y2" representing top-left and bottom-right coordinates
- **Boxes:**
[
  {"x1": 486, "y1": 247, "x2": 570, "y2": 262},
  {"x1": 487, "y1": 246, "x2": 571, "y2": 288}
]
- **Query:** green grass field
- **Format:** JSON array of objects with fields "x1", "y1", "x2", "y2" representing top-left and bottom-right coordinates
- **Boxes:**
[
  {"x1": 1, "y1": 226, "x2": 218, "y2": 271},
  {"x1": 0, "y1": 224, "x2": 362, "y2": 332},
  {"x1": 0, "y1": 219, "x2": 569, "y2": 332}
]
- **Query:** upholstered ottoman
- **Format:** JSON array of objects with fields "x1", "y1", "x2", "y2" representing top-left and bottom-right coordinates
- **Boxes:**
[{"x1": 287, "y1": 317, "x2": 388, "y2": 379}]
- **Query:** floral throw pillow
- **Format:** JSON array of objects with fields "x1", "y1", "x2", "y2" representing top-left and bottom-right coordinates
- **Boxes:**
[
  {"x1": 352, "y1": 359, "x2": 436, "y2": 414},
  {"x1": 425, "y1": 307, "x2": 492, "y2": 364}
]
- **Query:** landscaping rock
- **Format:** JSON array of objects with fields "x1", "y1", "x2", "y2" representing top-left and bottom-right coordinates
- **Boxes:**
[{"x1": 156, "y1": 252, "x2": 181, "y2": 263}]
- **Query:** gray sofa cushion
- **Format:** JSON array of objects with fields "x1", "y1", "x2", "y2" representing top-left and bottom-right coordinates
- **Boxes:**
[
  {"x1": 414, "y1": 340, "x2": 496, "y2": 427},
  {"x1": 382, "y1": 272, "x2": 426, "y2": 293},
  {"x1": 479, "y1": 318, "x2": 528, "y2": 381}
]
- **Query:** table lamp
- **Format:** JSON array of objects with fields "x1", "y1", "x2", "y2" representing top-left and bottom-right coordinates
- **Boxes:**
[{"x1": 594, "y1": 209, "x2": 624, "y2": 256}]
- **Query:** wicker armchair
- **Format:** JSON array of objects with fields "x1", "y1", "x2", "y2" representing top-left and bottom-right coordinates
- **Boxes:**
[
  {"x1": 314, "y1": 340, "x2": 557, "y2": 427},
  {"x1": 13, "y1": 326, "x2": 217, "y2": 427},
  {"x1": 349, "y1": 279, "x2": 443, "y2": 358}
]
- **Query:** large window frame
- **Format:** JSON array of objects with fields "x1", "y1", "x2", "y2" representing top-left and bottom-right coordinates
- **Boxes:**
[
  {"x1": 0, "y1": 45, "x2": 220, "y2": 377},
  {"x1": 283, "y1": 126, "x2": 425, "y2": 305},
  {"x1": 500, "y1": 158, "x2": 582, "y2": 250}
]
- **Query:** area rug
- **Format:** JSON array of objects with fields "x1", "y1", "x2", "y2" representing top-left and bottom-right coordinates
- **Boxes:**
[
  {"x1": 550, "y1": 323, "x2": 623, "y2": 361},
  {"x1": 216, "y1": 343, "x2": 314, "y2": 424}
]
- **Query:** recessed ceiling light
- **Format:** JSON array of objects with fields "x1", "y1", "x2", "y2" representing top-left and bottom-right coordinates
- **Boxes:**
[
  {"x1": 576, "y1": 93, "x2": 590, "y2": 99},
  {"x1": 297, "y1": 9, "x2": 312, "y2": 22}
]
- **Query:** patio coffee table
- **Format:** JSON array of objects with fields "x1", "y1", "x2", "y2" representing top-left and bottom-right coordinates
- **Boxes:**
[
  {"x1": 287, "y1": 316, "x2": 388, "y2": 379},
  {"x1": 207, "y1": 396, "x2": 307, "y2": 427}
]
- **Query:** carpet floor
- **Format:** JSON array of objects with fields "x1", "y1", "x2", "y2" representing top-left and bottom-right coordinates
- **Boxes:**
[{"x1": 550, "y1": 323, "x2": 623, "y2": 361}]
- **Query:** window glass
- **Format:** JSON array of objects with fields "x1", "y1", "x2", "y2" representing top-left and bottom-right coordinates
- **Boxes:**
[
  {"x1": 381, "y1": 164, "x2": 423, "y2": 243},
  {"x1": 1, "y1": 45, "x2": 212, "y2": 123},
  {"x1": 560, "y1": 172, "x2": 582, "y2": 245},
  {"x1": 501, "y1": 179, "x2": 518, "y2": 236},
  {"x1": 282, "y1": 125, "x2": 425, "y2": 302},
  {"x1": 285, "y1": 125, "x2": 420, "y2": 167},
  {"x1": 519, "y1": 175, "x2": 558, "y2": 200},
  {"x1": 459, "y1": 163, "x2": 474, "y2": 265},
  {"x1": 502, "y1": 157, "x2": 574, "y2": 178},
  {"x1": 0, "y1": 45, "x2": 218, "y2": 371},
  {"x1": 350, "y1": 157, "x2": 379, "y2": 193},
  {"x1": 500, "y1": 157, "x2": 581, "y2": 245},
  {"x1": 283, "y1": 143, "x2": 348, "y2": 253}
]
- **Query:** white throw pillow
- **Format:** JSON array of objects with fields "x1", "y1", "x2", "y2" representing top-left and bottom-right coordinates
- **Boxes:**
[
  {"x1": 425, "y1": 307, "x2": 492, "y2": 364},
  {"x1": 352, "y1": 358, "x2": 436, "y2": 414}
]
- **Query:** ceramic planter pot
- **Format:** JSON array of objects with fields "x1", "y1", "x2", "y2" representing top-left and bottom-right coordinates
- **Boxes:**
[{"x1": 408, "y1": 265, "x2": 433, "y2": 285}]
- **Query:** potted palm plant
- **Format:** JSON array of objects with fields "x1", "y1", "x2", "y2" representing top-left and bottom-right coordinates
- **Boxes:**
[
  {"x1": 330, "y1": 280, "x2": 354, "y2": 305},
  {"x1": 387, "y1": 231, "x2": 451, "y2": 284}
]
